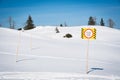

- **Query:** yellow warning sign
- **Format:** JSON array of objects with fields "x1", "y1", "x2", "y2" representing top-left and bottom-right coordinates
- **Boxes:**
[{"x1": 81, "y1": 28, "x2": 96, "y2": 40}]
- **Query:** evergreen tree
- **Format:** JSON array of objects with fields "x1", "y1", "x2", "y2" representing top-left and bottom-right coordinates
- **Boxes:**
[
  {"x1": 24, "y1": 15, "x2": 35, "y2": 30},
  {"x1": 100, "y1": 18, "x2": 105, "y2": 26},
  {"x1": 88, "y1": 16, "x2": 96, "y2": 25}
]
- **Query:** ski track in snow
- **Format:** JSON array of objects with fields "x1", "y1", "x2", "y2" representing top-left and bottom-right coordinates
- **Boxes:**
[{"x1": 0, "y1": 51, "x2": 113, "y2": 65}]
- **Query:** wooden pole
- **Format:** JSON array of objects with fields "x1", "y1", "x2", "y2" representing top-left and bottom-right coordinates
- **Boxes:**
[
  {"x1": 86, "y1": 39, "x2": 90, "y2": 74},
  {"x1": 16, "y1": 31, "x2": 21, "y2": 62}
]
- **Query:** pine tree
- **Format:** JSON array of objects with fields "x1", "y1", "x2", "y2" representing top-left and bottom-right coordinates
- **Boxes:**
[
  {"x1": 100, "y1": 18, "x2": 105, "y2": 26},
  {"x1": 24, "y1": 15, "x2": 35, "y2": 30},
  {"x1": 88, "y1": 16, "x2": 96, "y2": 25}
]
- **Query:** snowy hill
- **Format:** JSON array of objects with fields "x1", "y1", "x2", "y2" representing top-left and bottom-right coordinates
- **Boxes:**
[{"x1": 0, "y1": 26, "x2": 120, "y2": 79}]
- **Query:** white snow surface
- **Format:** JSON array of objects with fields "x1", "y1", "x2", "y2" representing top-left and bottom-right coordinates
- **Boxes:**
[{"x1": 0, "y1": 26, "x2": 120, "y2": 79}]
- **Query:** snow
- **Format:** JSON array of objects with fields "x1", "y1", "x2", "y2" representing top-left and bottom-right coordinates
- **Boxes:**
[{"x1": 0, "y1": 26, "x2": 120, "y2": 79}]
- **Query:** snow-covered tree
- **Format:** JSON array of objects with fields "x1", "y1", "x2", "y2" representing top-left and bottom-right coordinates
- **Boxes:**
[{"x1": 24, "y1": 15, "x2": 35, "y2": 30}]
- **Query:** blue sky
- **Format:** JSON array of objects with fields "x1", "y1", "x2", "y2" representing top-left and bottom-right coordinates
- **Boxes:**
[{"x1": 0, "y1": 0, "x2": 120, "y2": 29}]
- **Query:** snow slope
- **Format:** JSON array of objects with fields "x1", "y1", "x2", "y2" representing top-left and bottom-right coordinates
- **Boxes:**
[{"x1": 0, "y1": 26, "x2": 120, "y2": 79}]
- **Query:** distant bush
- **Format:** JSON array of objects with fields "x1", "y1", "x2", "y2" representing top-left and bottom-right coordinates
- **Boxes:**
[
  {"x1": 60, "y1": 24, "x2": 63, "y2": 27},
  {"x1": 18, "y1": 28, "x2": 22, "y2": 30},
  {"x1": 63, "y1": 33, "x2": 72, "y2": 38}
]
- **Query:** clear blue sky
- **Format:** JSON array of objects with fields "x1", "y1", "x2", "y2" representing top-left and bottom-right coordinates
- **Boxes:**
[{"x1": 0, "y1": 0, "x2": 120, "y2": 29}]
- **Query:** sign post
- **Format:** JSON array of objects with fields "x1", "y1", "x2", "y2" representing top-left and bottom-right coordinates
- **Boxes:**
[
  {"x1": 81, "y1": 27, "x2": 96, "y2": 74},
  {"x1": 16, "y1": 31, "x2": 21, "y2": 62}
]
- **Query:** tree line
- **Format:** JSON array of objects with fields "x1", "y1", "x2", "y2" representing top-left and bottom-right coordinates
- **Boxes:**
[
  {"x1": 88, "y1": 16, "x2": 115, "y2": 28},
  {"x1": 8, "y1": 15, "x2": 115, "y2": 30}
]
